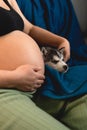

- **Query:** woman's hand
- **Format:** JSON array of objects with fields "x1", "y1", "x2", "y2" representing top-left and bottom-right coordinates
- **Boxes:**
[
  {"x1": 57, "y1": 38, "x2": 70, "y2": 62},
  {"x1": 29, "y1": 26, "x2": 70, "y2": 62},
  {"x1": 14, "y1": 64, "x2": 45, "y2": 92}
]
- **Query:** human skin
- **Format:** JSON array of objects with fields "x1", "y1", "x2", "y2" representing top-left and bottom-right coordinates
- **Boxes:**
[
  {"x1": 0, "y1": 30, "x2": 45, "y2": 91},
  {"x1": 0, "y1": 30, "x2": 45, "y2": 74}
]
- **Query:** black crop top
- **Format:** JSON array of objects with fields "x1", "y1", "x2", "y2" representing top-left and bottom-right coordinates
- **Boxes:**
[{"x1": 0, "y1": 0, "x2": 24, "y2": 36}]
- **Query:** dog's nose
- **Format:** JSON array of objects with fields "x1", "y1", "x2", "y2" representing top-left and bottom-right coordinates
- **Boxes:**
[{"x1": 63, "y1": 65, "x2": 68, "y2": 71}]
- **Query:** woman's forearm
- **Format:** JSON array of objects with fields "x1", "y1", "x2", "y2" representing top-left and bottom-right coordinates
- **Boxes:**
[
  {"x1": 0, "y1": 70, "x2": 16, "y2": 88},
  {"x1": 29, "y1": 25, "x2": 66, "y2": 47},
  {"x1": 29, "y1": 25, "x2": 70, "y2": 62}
]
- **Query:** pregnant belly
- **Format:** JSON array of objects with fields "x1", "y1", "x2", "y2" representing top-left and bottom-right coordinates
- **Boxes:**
[{"x1": 0, "y1": 31, "x2": 44, "y2": 73}]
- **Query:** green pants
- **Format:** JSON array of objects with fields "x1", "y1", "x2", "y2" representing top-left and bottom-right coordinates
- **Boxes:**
[
  {"x1": 0, "y1": 89, "x2": 87, "y2": 130},
  {"x1": 34, "y1": 94, "x2": 87, "y2": 130},
  {"x1": 0, "y1": 89, "x2": 69, "y2": 130}
]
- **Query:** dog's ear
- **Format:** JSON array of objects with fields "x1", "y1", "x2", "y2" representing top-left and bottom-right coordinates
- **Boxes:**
[
  {"x1": 41, "y1": 47, "x2": 48, "y2": 56},
  {"x1": 58, "y1": 47, "x2": 65, "y2": 55}
]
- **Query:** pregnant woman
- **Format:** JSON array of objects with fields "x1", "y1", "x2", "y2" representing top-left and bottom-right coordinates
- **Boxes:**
[{"x1": 0, "y1": 0, "x2": 70, "y2": 130}]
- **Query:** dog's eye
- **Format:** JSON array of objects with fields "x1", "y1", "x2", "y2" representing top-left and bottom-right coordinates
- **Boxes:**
[{"x1": 52, "y1": 60, "x2": 59, "y2": 64}]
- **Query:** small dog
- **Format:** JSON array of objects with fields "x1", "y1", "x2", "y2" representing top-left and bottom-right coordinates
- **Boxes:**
[{"x1": 41, "y1": 46, "x2": 68, "y2": 73}]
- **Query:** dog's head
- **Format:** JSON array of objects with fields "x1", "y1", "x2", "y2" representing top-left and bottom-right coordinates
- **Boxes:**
[{"x1": 41, "y1": 47, "x2": 68, "y2": 73}]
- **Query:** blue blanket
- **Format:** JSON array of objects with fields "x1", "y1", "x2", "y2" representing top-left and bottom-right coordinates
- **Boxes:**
[{"x1": 17, "y1": 0, "x2": 87, "y2": 99}]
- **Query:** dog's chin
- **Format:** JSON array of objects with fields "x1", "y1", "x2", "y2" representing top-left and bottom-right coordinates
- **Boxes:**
[
  {"x1": 54, "y1": 66, "x2": 68, "y2": 73},
  {"x1": 46, "y1": 62, "x2": 68, "y2": 73}
]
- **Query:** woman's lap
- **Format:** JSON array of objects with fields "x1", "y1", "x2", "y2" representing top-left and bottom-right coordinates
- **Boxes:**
[
  {"x1": 33, "y1": 94, "x2": 87, "y2": 130},
  {"x1": 0, "y1": 89, "x2": 69, "y2": 130},
  {"x1": 60, "y1": 95, "x2": 87, "y2": 130}
]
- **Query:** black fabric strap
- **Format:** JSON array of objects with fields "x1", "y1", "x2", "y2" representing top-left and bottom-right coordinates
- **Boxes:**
[{"x1": 3, "y1": 0, "x2": 12, "y2": 9}]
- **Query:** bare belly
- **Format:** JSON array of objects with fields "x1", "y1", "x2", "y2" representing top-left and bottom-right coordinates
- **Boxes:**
[{"x1": 0, "y1": 31, "x2": 44, "y2": 73}]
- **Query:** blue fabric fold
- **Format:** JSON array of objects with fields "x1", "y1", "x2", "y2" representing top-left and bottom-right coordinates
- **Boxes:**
[
  {"x1": 39, "y1": 65, "x2": 87, "y2": 99},
  {"x1": 16, "y1": 0, "x2": 87, "y2": 99}
]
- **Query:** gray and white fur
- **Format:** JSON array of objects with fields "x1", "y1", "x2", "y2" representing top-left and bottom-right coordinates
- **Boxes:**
[{"x1": 41, "y1": 46, "x2": 68, "y2": 73}]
